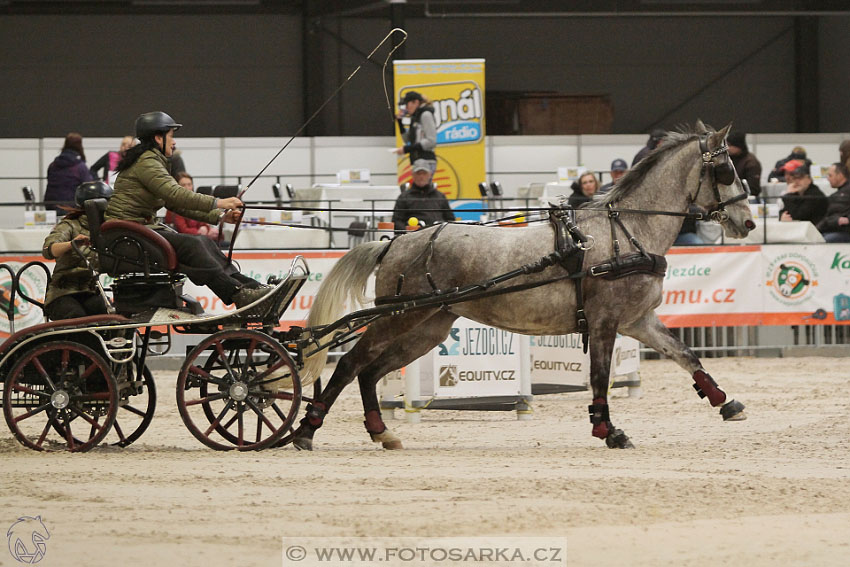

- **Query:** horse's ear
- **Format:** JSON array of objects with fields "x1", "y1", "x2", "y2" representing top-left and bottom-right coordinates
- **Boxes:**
[
  {"x1": 696, "y1": 119, "x2": 708, "y2": 133},
  {"x1": 713, "y1": 123, "x2": 732, "y2": 145}
]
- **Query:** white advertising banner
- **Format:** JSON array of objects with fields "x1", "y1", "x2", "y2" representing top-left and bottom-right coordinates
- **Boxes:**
[
  {"x1": 529, "y1": 334, "x2": 640, "y2": 391},
  {"x1": 3, "y1": 244, "x2": 850, "y2": 338},
  {"x1": 659, "y1": 244, "x2": 850, "y2": 327},
  {"x1": 421, "y1": 317, "x2": 524, "y2": 399}
]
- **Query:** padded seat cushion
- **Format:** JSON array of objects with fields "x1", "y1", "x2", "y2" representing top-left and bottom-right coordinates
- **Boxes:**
[{"x1": 100, "y1": 221, "x2": 179, "y2": 271}]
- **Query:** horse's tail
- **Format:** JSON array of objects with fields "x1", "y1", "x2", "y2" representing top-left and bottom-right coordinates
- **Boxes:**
[{"x1": 299, "y1": 240, "x2": 390, "y2": 385}]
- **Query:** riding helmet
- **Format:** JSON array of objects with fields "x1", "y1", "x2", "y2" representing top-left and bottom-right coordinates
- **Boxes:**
[
  {"x1": 75, "y1": 180, "x2": 113, "y2": 207},
  {"x1": 134, "y1": 111, "x2": 182, "y2": 140}
]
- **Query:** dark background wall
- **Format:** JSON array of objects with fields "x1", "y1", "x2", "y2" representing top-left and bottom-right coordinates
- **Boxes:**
[{"x1": 1, "y1": 10, "x2": 848, "y2": 138}]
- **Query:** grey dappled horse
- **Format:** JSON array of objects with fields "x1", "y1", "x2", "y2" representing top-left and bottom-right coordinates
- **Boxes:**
[{"x1": 294, "y1": 121, "x2": 755, "y2": 451}]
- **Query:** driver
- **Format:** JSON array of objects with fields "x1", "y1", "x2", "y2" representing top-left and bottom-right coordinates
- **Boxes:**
[{"x1": 105, "y1": 112, "x2": 269, "y2": 309}]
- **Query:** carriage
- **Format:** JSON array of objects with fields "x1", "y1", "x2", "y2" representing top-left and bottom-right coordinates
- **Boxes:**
[
  {"x1": 0, "y1": 197, "x2": 316, "y2": 452},
  {"x1": 2, "y1": 122, "x2": 755, "y2": 453}
]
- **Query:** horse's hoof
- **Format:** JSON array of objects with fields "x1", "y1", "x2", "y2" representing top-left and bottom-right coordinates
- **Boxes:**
[
  {"x1": 293, "y1": 437, "x2": 313, "y2": 451},
  {"x1": 720, "y1": 399, "x2": 747, "y2": 421},
  {"x1": 370, "y1": 429, "x2": 404, "y2": 450},
  {"x1": 605, "y1": 429, "x2": 635, "y2": 449}
]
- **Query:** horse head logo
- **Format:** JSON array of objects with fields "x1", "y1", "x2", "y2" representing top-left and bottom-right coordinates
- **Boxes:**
[
  {"x1": 776, "y1": 263, "x2": 809, "y2": 298},
  {"x1": 7, "y1": 516, "x2": 50, "y2": 564},
  {"x1": 439, "y1": 365, "x2": 458, "y2": 387}
]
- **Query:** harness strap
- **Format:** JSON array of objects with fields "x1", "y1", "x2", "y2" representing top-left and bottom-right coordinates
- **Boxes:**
[{"x1": 549, "y1": 208, "x2": 589, "y2": 351}]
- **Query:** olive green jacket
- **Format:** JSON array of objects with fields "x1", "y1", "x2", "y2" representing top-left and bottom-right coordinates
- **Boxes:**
[
  {"x1": 42, "y1": 215, "x2": 99, "y2": 306},
  {"x1": 105, "y1": 148, "x2": 221, "y2": 227}
]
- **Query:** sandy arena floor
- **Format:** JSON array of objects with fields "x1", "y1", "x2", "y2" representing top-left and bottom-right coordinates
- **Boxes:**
[{"x1": 1, "y1": 356, "x2": 849, "y2": 567}]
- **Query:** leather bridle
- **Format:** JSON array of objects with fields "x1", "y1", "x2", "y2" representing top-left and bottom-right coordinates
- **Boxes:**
[{"x1": 696, "y1": 132, "x2": 749, "y2": 223}]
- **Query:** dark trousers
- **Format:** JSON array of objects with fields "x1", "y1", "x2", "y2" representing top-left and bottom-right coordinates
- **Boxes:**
[
  {"x1": 45, "y1": 292, "x2": 109, "y2": 321},
  {"x1": 157, "y1": 231, "x2": 258, "y2": 303}
]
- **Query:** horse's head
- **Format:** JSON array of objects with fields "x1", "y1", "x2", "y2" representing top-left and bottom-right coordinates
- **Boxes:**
[{"x1": 691, "y1": 120, "x2": 755, "y2": 239}]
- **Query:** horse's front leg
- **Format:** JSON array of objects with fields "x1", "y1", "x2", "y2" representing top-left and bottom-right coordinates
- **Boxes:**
[
  {"x1": 587, "y1": 319, "x2": 635, "y2": 449},
  {"x1": 620, "y1": 310, "x2": 746, "y2": 421}
]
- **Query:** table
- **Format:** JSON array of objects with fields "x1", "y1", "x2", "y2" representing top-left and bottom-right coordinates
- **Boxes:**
[
  {"x1": 293, "y1": 185, "x2": 400, "y2": 246},
  {"x1": 0, "y1": 228, "x2": 51, "y2": 252},
  {"x1": 729, "y1": 218, "x2": 825, "y2": 244},
  {"x1": 223, "y1": 226, "x2": 331, "y2": 249}
]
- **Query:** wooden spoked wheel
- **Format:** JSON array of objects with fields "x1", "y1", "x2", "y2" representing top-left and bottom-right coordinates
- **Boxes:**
[
  {"x1": 109, "y1": 363, "x2": 156, "y2": 447},
  {"x1": 3, "y1": 341, "x2": 118, "y2": 452},
  {"x1": 176, "y1": 330, "x2": 301, "y2": 451}
]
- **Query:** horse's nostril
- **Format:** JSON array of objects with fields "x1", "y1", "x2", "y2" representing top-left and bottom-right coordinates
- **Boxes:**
[{"x1": 745, "y1": 220, "x2": 756, "y2": 230}]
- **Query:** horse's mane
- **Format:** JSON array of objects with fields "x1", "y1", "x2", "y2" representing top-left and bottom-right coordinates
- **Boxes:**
[{"x1": 592, "y1": 127, "x2": 699, "y2": 208}]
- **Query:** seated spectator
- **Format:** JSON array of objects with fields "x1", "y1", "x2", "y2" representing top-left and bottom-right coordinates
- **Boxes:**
[
  {"x1": 90, "y1": 136, "x2": 134, "y2": 183},
  {"x1": 840, "y1": 140, "x2": 850, "y2": 173},
  {"x1": 816, "y1": 163, "x2": 850, "y2": 243},
  {"x1": 598, "y1": 159, "x2": 628, "y2": 195},
  {"x1": 769, "y1": 146, "x2": 812, "y2": 181},
  {"x1": 632, "y1": 129, "x2": 666, "y2": 167},
  {"x1": 673, "y1": 205, "x2": 705, "y2": 246},
  {"x1": 165, "y1": 172, "x2": 220, "y2": 241},
  {"x1": 392, "y1": 159, "x2": 455, "y2": 232},
  {"x1": 726, "y1": 131, "x2": 762, "y2": 198},
  {"x1": 567, "y1": 172, "x2": 600, "y2": 208},
  {"x1": 779, "y1": 165, "x2": 828, "y2": 224},
  {"x1": 44, "y1": 133, "x2": 94, "y2": 211}
]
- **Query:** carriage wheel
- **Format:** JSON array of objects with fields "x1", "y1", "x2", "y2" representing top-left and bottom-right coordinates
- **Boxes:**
[
  {"x1": 107, "y1": 363, "x2": 157, "y2": 447},
  {"x1": 275, "y1": 378, "x2": 322, "y2": 448},
  {"x1": 52, "y1": 361, "x2": 156, "y2": 448},
  {"x1": 176, "y1": 330, "x2": 301, "y2": 451},
  {"x1": 2, "y1": 341, "x2": 118, "y2": 452}
]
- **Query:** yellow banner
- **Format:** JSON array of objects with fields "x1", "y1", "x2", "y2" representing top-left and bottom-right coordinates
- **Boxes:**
[{"x1": 393, "y1": 59, "x2": 486, "y2": 199}]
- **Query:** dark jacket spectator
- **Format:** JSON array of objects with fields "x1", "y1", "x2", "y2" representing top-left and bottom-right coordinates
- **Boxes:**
[
  {"x1": 817, "y1": 164, "x2": 850, "y2": 242},
  {"x1": 779, "y1": 178, "x2": 828, "y2": 225},
  {"x1": 567, "y1": 172, "x2": 599, "y2": 208},
  {"x1": 44, "y1": 133, "x2": 93, "y2": 211},
  {"x1": 727, "y1": 132, "x2": 762, "y2": 198},
  {"x1": 632, "y1": 129, "x2": 666, "y2": 166},
  {"x1": 769, "y1": 146, "x2": 812, "y2": 181},
  {"x1": 392, "y1": 161, "x2": 455, "y2": 232},
  {"x1": 840, "y1": 140, "x2": 850, "y2": 173}
]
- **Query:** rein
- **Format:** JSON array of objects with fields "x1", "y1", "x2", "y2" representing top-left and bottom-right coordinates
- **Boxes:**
[{"x1": 225, "y1": 28, "x2": 408, "y2": 264}]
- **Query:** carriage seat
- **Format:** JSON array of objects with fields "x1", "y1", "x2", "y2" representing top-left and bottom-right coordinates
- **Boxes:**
[
  {"x1": 84, "y1": 199, "x2": 202, "y2": 316},
  {"x1": 85, "y1": 199, "x2": 177, "y2": 277}
]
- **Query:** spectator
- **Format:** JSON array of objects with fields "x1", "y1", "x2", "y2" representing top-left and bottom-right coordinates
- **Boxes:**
[
  {"x1": 598, "y1": 159, "x2": 628, "y2": 195},
  {"x1": 816, "y1": 163, "x2": 850, "y2": 243},
  {"x1": 44, "y1": 133, "x2": 94, "y2": 211},
  {"x1": 170, "y1": 149, "x2": 187, "y2": 178},
  {"x1": 41, "y1": 181, "x2": 113, "y2": 320},
  {"x1": 673, "y1": 205, "x2": 705, "y2": 246},
  {"x1": 394, "y1": 91, "x2": 438, "y2": 174},
  {"x1": 165, "y1": 172, "x2": 220, "y2": 241},
  {"x1": 768, "y1": 146, "x2": 812, "y2": 181},
  {"x1": 567, "y1": 172, "x2": 600, "y2": 208},
  {"x1": 392, "y1": 159, "x2": 455, "y2": 232},
  {"x1": 839, "y1": 140, "x2": 850, "y2": 173},
  {"x1": 90, "y1": 136, "x2": 134, "y2": 183},
  {"x1": 632, "y1": 129, "x2": 666, "y2": 166},
  {"x1": 106, "y1": 111, "x2": 268, "y2": 309},
  {"x1": 726, "y1": 131, "x2": 762, "y2": 198},
  {"x1": 779, "y1": 166, "x2": 828, "y2": 225}
]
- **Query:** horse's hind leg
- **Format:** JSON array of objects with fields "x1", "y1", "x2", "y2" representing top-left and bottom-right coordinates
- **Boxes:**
[
  {"x1": 356, "y1": 310, "x2": 459, "y2": 449},
  {"x1": 620, "y1": 311, "x2": 746, "y2": 421},
  {"x1": 292, "y1": 309, "x2": 444, "y2": 451}
]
